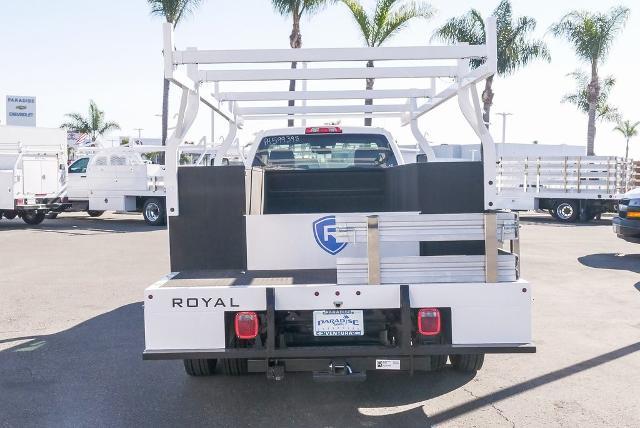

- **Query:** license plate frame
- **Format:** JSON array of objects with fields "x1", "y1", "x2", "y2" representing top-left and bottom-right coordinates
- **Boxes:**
[{"x1": 313, "y1": 309, "x2": 364, "y2": 337}]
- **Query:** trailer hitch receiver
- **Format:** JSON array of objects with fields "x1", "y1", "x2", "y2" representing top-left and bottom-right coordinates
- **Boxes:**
[{"x1": 312, "y1": 361, "x2": 366, "y2": 382}]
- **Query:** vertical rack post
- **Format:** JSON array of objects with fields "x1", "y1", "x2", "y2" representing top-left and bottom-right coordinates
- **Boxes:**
[
  {"x1": 367, "y1": 215, "x2": 381, "y2": 285},
  {"x1": 484, "y1": 213, "x2": 498, "y2": 283}
]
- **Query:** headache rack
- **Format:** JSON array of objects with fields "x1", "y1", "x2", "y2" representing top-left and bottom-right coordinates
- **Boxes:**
[{"x1": 160, "y1": 17, "x2": 503, "y2": 216}]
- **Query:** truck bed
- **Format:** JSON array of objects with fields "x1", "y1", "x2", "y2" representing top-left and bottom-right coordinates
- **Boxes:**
[{"x1": 164, "y1": 269, "x2": 337, "y2": 287}]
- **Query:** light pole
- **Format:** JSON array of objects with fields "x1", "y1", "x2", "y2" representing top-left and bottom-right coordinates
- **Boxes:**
[
  {"x1": 496, "y1": 112, "x2": 513, "y2": 144},
  {"x1": 134, "y1": 128, "x2": 144, "y2": 139}
]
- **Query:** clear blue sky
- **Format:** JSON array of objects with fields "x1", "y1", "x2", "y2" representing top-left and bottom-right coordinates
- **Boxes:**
[{"x1": 1, "y1": 0, "x2": 638, "y2": 158}]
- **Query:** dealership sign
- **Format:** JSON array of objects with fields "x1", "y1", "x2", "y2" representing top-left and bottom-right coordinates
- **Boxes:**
[{"x1": 6, "y1": 95, "x2": 36, "y2": 126}]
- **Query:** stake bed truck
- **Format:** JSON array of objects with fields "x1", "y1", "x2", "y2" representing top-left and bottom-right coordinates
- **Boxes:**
[
  {"x1": 432, "y1": 143, "x2": 632, "y2": 223},
  {"x1": 143, "y1": 18, "x2": 535, "y2": 381}
]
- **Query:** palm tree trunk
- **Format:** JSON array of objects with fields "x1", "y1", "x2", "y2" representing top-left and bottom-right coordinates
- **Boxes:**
[
  {"x1": 625, "y1": 137, "x2": 630, "y2": 162},
  {"x1": 162, "y1": 78, "x2": 170, "y2": 145},
  {"x1": 288, "y1": 62, "x2": 297, "y2": 127},
  {"x1": 364, "y1": 60, "x2": 374, "y2": 127},
  {"x1": 481, "y1": 76, "x2": 494, "y2": 129},
  {"x1": 288, "y1": 16, "x2": 302, "y2": 128},
  {"x1": 586, "y1": 62, "x2": 600, "y2": 156}
]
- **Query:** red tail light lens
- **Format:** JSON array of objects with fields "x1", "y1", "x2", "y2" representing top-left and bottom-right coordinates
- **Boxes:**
[
  {"x1": 234, "y1": 312, "x2": 259, "y2": 339},
  {"x1": 305, "y1": 126, "x2": 342, "y2": 134},
  {"x1": 417, "y1": 308, "x2": 441, "y2": 336}
]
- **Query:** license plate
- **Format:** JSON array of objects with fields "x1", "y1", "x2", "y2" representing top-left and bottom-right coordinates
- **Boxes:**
[{"x1": 313, "y1": 309, "x2": 364, "y2": 336}]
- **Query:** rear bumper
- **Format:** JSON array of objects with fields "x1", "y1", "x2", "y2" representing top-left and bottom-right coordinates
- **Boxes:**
[
  {"x1": 144, "y1": 280, "x2": 534, "y2": 361},
  {"x1": 613, "y1": 216, "x2": 640, "y2": 243},
  {"x1": 16, "y1": 197, "x2": 71, "y2": 211},
  {"x1": 18, "y1": 203, "x2": 72, "y2": 211},
  {"x1": 143, "y1": 343, "x2": 536, "y2": 360}
]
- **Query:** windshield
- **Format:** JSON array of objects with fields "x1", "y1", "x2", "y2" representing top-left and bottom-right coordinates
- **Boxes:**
[{"x1": 253, "y1": 133, "x2": 397, "y2": 169}]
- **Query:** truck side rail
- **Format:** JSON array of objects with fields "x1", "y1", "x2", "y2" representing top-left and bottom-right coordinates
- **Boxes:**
[
  {"x1": 497, "y1": 156, "x2": 633, "y2": 196},
  {"x1": 334, "y1": 212, "x2": 519, "y2": 284}
]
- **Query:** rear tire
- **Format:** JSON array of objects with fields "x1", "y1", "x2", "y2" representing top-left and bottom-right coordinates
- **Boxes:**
[
  {"x1": 554, "y1": 201, "x2": 579, "y2": 223},
  {"x1": 21, "y1": 210, "x2": 46, "y2": 225},
  {"x1": 450, "y1": 354, "x2": 484, "y2": 372},
  {"x1": 221, "y1": 357, "x2": 248, "y2": 376},
  {"x1": 142, "y1": 198, "x2": 166, "y2": 226},
  {"x1": 430, "y1": 354, "x2": 448, "y2": 371},
  {"x1": 87, "y1": 210, "x2": 105, "y2": 217},
  {"x1": 221, "y1": 337, "x2": 249, "y2": 376},
  {"x1": 3, "y1": 211, "x2": 17, "y2": 220},
  {"x1": 183, "y1": 359, "x2": 217, "y2": 376}
]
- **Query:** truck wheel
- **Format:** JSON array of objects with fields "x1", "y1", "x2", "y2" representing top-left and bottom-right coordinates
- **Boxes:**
[
  {"x1": 450, "y1": 354, "x2": 484, "y2": 372},
  {"x1": 21, "y1": 211, "x2": 46, "y2": 225},
  {"x1": 554, "y1": 201, "x2": 579, "y2": 223},
  {"x1": 221, "y1": 337, "x2": 249, "y2": 375},
  {"x1": 142, "y1": 198, "x2": 166, "y2": 226},
  {"x1": 183, "y1": 359, "x2": 217, "y2": 376},
  {"x1": 430, "y1": 354, "x2": 447, "y2": 371},
  {"x1": 87, "y1": 210, "x2": 105, "y2": 217},
  {"x1": 3, "y1": 211, "x2": 17, "y2": 220},
  {"x1": 221, "y1": 357, "x2": 248, "y2": 376}
]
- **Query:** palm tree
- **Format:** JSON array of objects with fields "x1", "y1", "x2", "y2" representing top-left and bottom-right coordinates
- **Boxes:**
[
  {"x1": 61, "y1": 100, "x2": 120, "y2": 142},
  {"x1": 272, "y1": 0, "x2": 332, "y2": 127},
  {"x1": 341, "y1": 0, "x2": 434, "y2": 126},
  {"x1": 562, "y1": 71, "x2": 620, "y2": 124},
  {"x1": 550, "y1": 6, "x2": 630, "y2": 155},
  {"x1": 614, "y1": 119, "x2": 640, "y2": 162},
  {"x1": 432, "y1": 0, "x2": 550, "y2": 127},
  {"x1": 148, "y1": 0, "x2": 205, "y2": 144}
]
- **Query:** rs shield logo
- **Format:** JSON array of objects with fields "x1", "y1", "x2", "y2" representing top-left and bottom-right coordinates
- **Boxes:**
[{"x1": 313, "y1": 216, "x2": 347, "y2": 255}]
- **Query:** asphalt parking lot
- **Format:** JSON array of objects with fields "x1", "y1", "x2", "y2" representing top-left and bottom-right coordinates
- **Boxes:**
[{"x1": 1, "y1": 212, "x2": 639, "y2": 427}]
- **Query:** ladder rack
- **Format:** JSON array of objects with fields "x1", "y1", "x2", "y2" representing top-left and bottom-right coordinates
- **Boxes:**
[{"x1": 161, "y1": 18, "x2": 501, "y2": 216}]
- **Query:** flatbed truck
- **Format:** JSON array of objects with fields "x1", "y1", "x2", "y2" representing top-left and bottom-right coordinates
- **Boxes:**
[{"x1": 143, "y1": 17, "x2": 534, "y2": 381}]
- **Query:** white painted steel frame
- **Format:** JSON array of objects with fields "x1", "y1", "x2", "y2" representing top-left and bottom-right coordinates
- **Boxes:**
[
  {"x1": 161, "y1": 18, "x2": 499, "y2": 215},
  {"x1": 144, "y1": 277, "x2": 532, "y2": 351}
]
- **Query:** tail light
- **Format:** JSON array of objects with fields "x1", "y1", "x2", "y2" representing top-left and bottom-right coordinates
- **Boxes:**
[
  {"x1": 15, "y1": 198, "x2": 25, "y2": 206},
  {"x1": 417, "y1": 308, "x2": 441, "y2": 336},
  {"x1": 305, "y1": 126, "x2": 342, "y2": 134},
  {"x1": 234, "y1": 312, "x2": 259, "y2": 339}
]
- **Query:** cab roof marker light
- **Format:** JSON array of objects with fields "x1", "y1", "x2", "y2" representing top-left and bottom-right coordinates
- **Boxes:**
[{"x1": 305, "y1": 127, "x2": 342, "y2": 134}]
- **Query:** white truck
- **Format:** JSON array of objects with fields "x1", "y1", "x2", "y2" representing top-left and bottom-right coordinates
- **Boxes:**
[
  {"x1": 0, "y1": 126, "x2": 68, "y2": 225},
  {"x1": 58, "y1": 142, "x2": 232, "y2": 225},
  {"x1": 432, "y1": 143, "x2": 632, "y2": 222},
  {"x1": 143, "y1": 18, "x2": 534, "y2": 381},
  {"x1": 61, "y1": 149, "x2": 167, "y2": 225}
]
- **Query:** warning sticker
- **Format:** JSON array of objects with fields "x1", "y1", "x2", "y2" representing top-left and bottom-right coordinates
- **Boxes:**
[{"x1": 375, "y1": 359, "x2": 401, "y2": 370}]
